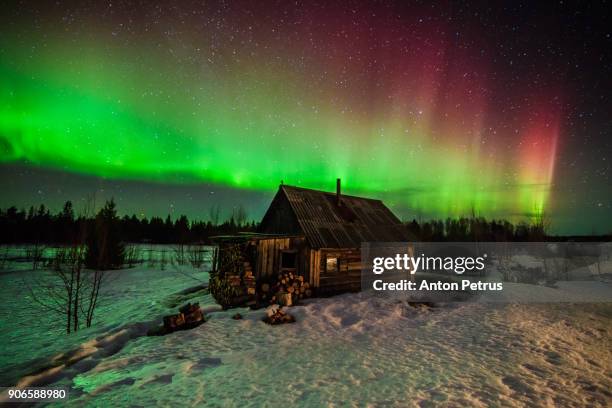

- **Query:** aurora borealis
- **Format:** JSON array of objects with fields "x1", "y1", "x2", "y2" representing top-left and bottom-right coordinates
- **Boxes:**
[{"x1": 1, "y1": 1, "x2": 610, "y2": 233}]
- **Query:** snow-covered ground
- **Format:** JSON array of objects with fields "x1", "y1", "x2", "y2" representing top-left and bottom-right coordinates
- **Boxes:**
[
  {"x1": 0, "y1": 247, "x2": 611, "y2": 407},
  {"x1": 0, "y1": 245, "x2": 211, "y2": 387}
]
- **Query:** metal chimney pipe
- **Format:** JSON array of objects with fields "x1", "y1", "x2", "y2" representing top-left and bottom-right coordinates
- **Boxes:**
[{"x1": 336, "y1": 178, "x2": 341, "y2": 206}]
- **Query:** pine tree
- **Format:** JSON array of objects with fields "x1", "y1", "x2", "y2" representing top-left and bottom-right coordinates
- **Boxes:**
[{"x1": 85, "y1": 199, "x2": 125, "y2": 269}]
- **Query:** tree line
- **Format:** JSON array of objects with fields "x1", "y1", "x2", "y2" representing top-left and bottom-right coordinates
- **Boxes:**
[
  {"x1": 404, "y1": 216, "x2": 549, "y2": 241},
  {"x1": 0, "y1": 201, "x2": 257, "y2": 245},
  {"x1": 2, "y1": 200, "x2": 594, "y2": 245}
]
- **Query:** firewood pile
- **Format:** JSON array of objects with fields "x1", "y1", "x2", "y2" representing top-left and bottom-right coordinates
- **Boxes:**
[
  {"x1": 224, "y1": 262, "x2": 257, "y2": 306},
  {"x1": 179, "y1": 302, "x2": 205, "y2": 325},
  {"x1": 148, "y1": 302, "x2": 205, "y2": 336},
  {"x1": 243, "y1": 263, "x2": 257, "y2": 295},
  {"x1": 262, "y1": 307, "x2": 296, "y2": 325},
  {"x1": 260, "y1": 272, "x2": 312, "y2": 306}
]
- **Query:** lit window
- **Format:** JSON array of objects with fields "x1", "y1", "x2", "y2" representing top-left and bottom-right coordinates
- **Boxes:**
[{"x1": 326, "y1": 256, "x2": 338, "y2": 273}]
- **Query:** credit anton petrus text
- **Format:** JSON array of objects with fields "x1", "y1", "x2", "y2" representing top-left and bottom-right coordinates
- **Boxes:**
[{"x1": 362, "y1": 242, "x2": 612, "y2": 303}]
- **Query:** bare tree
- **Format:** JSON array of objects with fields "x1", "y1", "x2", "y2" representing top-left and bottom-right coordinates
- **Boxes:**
[
  {"x1": 26, "y1": 243, "x2": 45, "y2": 271},
  {"x1": 27, "y1": 197, "x2": 92, "y2": 334},
  {"x1": 124, "y1": 245, "x2": 141, "y2": 268},
  {"x1": 188, "y1": 244, "x2": 206, "y2": 268},
  {"x1": 26, "y1": 195, "x2": 118, "y2": 333},
  {"x1": 174, "y1": 244, "x2": 187, "y2": 265},
  {"x1": 84, "y1": 267, "x2": 104, "y2": 328}
]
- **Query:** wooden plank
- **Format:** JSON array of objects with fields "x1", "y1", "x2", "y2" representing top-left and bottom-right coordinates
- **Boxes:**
[
  {"x1": 254, "y1": 241, "x2": 261, "y2": 278},
  {"x1": 319, "y1": 280, "x2": 361, "y2": 288},
  {"x1": 316, "y1": 250, "x2": 320, "y2": 287},
  {"x1": 301, "y1": 245, "x2": 308, "y2": 284},
  {"x1": 301, "y1": 240, "x2": 309, "y2": 283},
  {"x1": 309, "y1": 250, "x2": 313, "y2": 285},
  {"x1": 273, "y1": 239, "x2": 279, "y2": 274},
  {"x1": 260, "y1": 240, "x2": 265, "y2": 276},
  {"x1": 320, "y1": 270, "x2": 362, "y2": 279},
  {"x1": 261, "y1": 240, "x2": 267, "y2": 278},
  {"x1": 312, "y1": 250, "x2": 320, "y2": 287},
  {"x1": 264, "y1": 241, "x2": 269, "y2": 276},
  {"x1": 319, "y1": 274, "x2": 362, "y2": 282},
  {"x1": 263, "y1": 240, "x2": 269, "y2": 276},
  {"x1": 309, "y1": 250, "x2": 314, "y2": 286}
]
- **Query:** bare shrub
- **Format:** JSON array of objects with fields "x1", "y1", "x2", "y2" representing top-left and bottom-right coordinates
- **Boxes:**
[
  {"x1": 27, "y1": 196, "x2": 108, "y2": 333},
  {"x1": 124, "y1": 245, "x2": 141, "y2": 268},
  {"x1": 0, "y1": 246, "x2": 8, "y2": 270},
  {"x1": 174, "y1": 244, "x2": 187, "y2": 266},
  {"x1": 26, "y1": 243, "x2": 45, "y2": 271},
  {"x1": 28, "y1": 243, "x2": 87, "y2": 334},
  {"x1": 147, "y1": 245, "x2": 155, "y2": 268},
  {"x1": 160, "y1": 249, "x2": 168, "y2": 270},
  {"x1": 188, "y1": 244, "x2": 207, "y2": 269}
]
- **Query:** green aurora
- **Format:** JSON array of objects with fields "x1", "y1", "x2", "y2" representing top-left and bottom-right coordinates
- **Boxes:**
[{"x1": 0, "y1": 10, "x2": 564, "y2": 222}]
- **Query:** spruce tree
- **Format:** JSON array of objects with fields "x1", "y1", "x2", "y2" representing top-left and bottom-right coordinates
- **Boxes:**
[{"x1": 85, "y1": 199, "x2": 125, "y2": 269}]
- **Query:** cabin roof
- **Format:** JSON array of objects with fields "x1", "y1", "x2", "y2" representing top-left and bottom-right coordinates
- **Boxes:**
[{"x1": 262, "y1": 184, "x2": 410, "y2": 248}]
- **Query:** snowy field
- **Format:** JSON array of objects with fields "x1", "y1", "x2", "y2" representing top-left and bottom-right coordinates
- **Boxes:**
[{"x1": 0, "y1": 246, "x2": 611, "y2": 407}]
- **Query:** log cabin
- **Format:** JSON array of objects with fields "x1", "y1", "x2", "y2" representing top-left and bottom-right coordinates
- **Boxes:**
[{"x1": 212, "y1": 179, "x2": 410, "y2": 295}]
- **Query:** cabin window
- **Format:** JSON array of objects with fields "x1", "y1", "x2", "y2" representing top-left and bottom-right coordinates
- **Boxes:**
[
  {"x1": 281, "y1": 251, "x2": 297, "y2": 269},
  {"x1": 325, "y1": 256, "x2": 338, "y2": 273}
]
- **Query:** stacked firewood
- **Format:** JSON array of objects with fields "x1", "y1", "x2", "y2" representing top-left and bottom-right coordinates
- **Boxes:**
[
  {"x1": 243, "y1": 263, "x2": 256, "y2": 295},
  {"x1": 148, "y1": 302, "x2": 205, "y2": 336},
  {"x1": 260, "y1": 272, "x2": 312, "y2": 306},
  {"x1": 163, "y1": 302, "x2": 204, "y2": 330},
  {"x1": 179, "y1": 303, "x2": 204, "y2": 325},
  {"x1": 227, "y1": 273, "x2": 241, "y2": 287},
  {"x1": 222, "y1": 262, "x2": 257, "y2": 308},
  {"x1": 227, "y1": 263, "x2": 256, "y2": 292},
  {"x1": 262, "y1": 307, "x2": 296, "y2": 325}
]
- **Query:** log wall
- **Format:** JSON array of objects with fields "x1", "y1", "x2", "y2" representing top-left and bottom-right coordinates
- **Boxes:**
[
  {"x1": 254, "y1": 237, "x2": 307, "y2": 281},
  {"x1": 253, "y1": 239, "x2": 363, "y2": 294},
  {"x1": 315, "y1": 248, "x2": 363, "y2": 294}
]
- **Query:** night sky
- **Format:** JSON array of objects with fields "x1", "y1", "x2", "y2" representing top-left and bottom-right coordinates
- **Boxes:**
[{"x1": 1, "y1": 1, "x2": 610, "y2": 234}]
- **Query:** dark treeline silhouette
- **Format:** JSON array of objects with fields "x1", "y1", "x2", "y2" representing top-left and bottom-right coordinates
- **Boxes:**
[
  {"x1": 405, "y1": 217, "x2": 548, "y2": 241},
  {"x1": 0, "y1": 201, "x2": 257, "y2": 244},
  {"x1": 1, "y1": 201, "x2": 607, "y2": 244}
]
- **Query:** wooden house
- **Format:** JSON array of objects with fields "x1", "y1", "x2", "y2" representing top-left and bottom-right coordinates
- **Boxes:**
[{"x1": 212, "y1": 179, "x2": 409, "y2": 295}]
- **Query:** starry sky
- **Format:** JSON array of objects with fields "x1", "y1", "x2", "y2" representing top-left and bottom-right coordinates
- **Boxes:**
[{"x1": 0, "y1": 1, "x2": 610, "y2": 234}]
